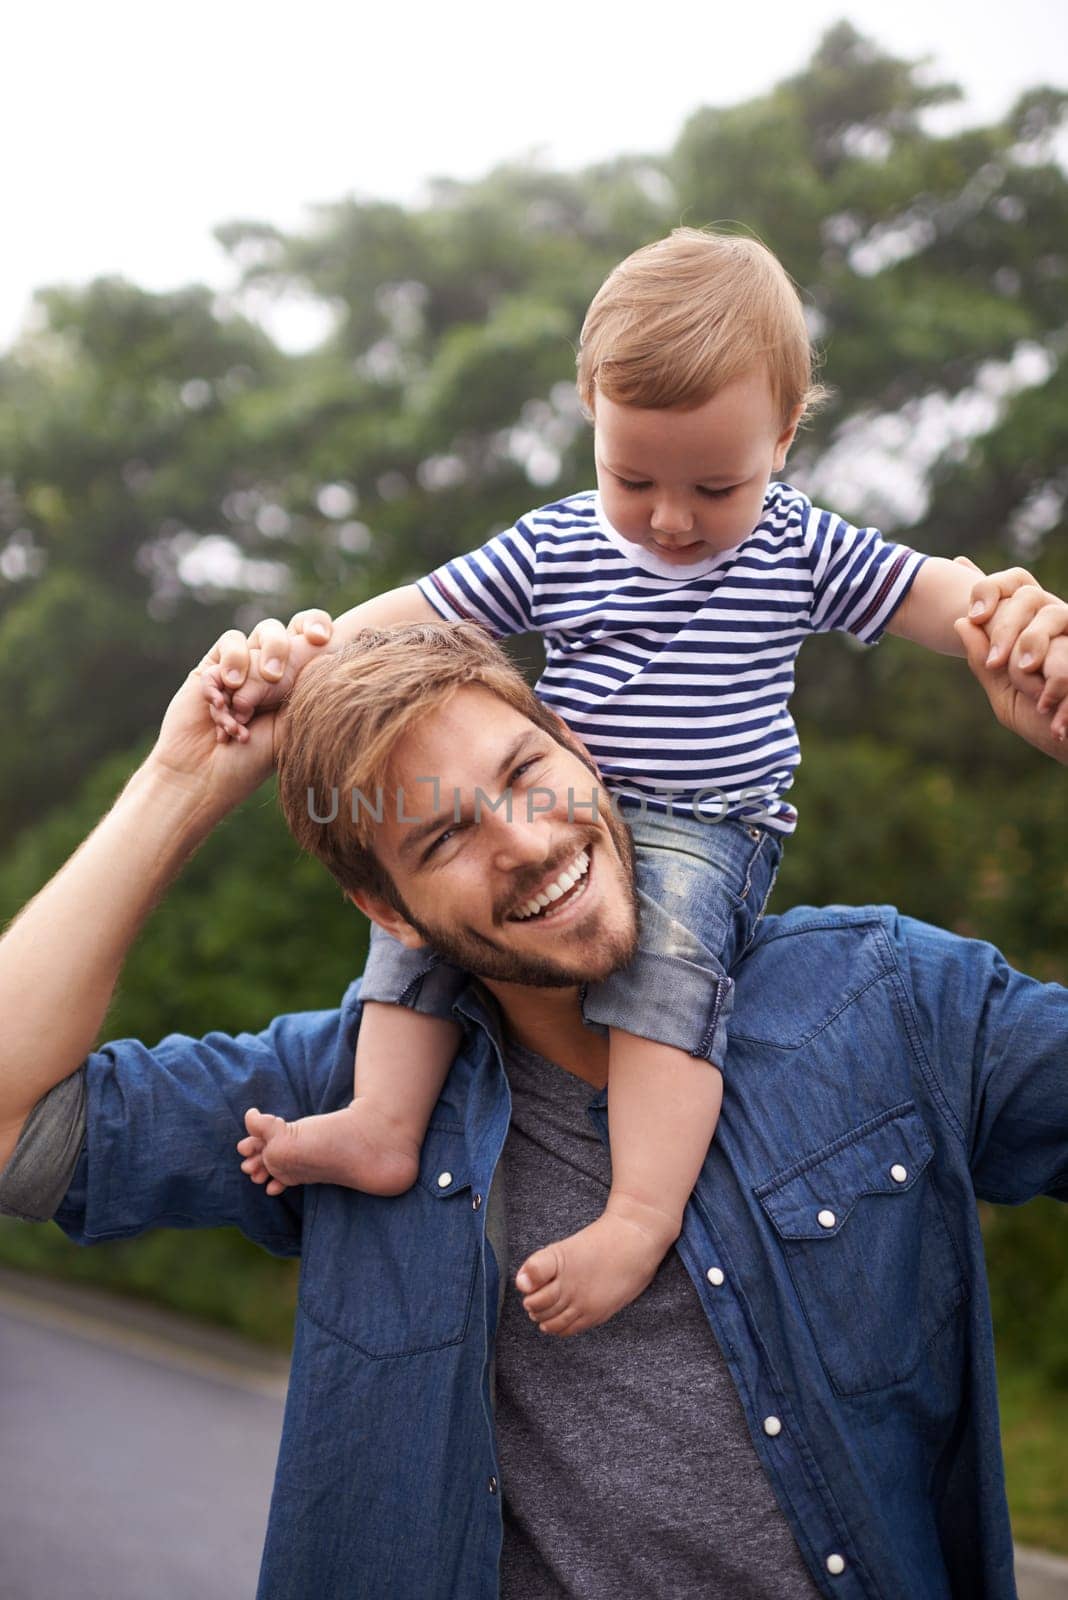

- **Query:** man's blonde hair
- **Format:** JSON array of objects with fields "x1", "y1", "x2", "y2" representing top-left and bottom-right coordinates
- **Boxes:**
[
  {"x1": 577, "y1": 227, "x2": 828, "y2": 426},
  {"x1": 276, "y1": 623, "x2": 569, "y2": 906}
]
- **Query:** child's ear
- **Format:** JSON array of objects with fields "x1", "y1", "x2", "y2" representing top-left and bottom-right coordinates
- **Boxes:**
[
  {"x1": 773, "y1": 404, "x2": 805, "y2": 473},
  {"x1": 347, "y1": 890, "x2": 427, "y2": 950}
]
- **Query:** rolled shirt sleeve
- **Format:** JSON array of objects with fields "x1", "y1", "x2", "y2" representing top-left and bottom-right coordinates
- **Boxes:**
[{"x1": 28, "y1": 989, "x2": 364, "y2": 1256}]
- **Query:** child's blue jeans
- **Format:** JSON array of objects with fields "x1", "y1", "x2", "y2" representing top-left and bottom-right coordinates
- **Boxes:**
[{"x1": 358, "y1": 809, "x2": 782, "y2": 1067}]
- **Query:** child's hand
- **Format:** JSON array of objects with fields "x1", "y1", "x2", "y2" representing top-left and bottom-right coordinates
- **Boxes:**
[
  {"x1": 957, "y1": 558, "x2": 1068, "y2": 739},
  {"x1": 202, "y1": 609, "x2": 334, "y2": 742}
]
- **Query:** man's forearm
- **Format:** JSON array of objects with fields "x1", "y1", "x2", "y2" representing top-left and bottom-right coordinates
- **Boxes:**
[{"x1": 0, "y1": 761, "x2": 218, "y2": 1166}]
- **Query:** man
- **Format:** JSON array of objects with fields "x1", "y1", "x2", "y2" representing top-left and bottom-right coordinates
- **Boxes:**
[{"x1": 0, "y1": 598, "x2": 1066, "y2": 1600}]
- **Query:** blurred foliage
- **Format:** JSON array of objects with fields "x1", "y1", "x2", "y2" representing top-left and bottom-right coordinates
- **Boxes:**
[{"x1": 1, "y1": 18, "x2": 1066, "y2": 1473}]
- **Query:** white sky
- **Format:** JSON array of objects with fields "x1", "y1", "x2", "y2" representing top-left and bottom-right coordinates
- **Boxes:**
[{"x1": 3, "y1": 0, "x2": 1066, "y2": 353}]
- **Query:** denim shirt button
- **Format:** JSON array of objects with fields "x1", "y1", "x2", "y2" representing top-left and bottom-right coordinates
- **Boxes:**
[
  {"x1": 817, "y1": 1208, "x2": 837, "y2": 1229},
  {"x1": 826, "y1": 1554, "x2": 846, "y2": 1576},
  {"x1": 890, "y1": 1164, "x2": 908, "y2": 1183},
  {"x1": 706, "y1": 1267, "x2": 725, "y2": 1286},
  {"x1": 488, "y1": 1475, "x2": 498, "y2": 1495},
  {"x1": 763, "y1": 1416, "x2": 782, "y2": 1437},
  {"x1": 472, "y1": 1192, "x2": 483, "y2": 1211},
  {"x1": 436, "y1": 1171, "x2": 453, "y2": 1188}
]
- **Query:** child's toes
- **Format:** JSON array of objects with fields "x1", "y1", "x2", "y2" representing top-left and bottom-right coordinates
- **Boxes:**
[
  {"x1": 538, "y1": 1306, "x2": 583, "y2": 1338},
  {"x1": 245, "y1": 1107, "x2": 285, "y2": 1142},
  {"x1": 515, "y1": 1244, "x2": 562, "y2": 1298},
  {"x1": 523, "y1": 1281, "x2": 566, "y2": 1318}
]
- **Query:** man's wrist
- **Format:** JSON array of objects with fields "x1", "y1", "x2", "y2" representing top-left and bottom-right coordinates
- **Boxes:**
[{"x1": 125, "y1": 756, "x2": 226, "y2": 854}]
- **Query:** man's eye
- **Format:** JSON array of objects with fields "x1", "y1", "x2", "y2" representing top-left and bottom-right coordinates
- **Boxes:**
[
  {"x1": 510, "y1": 756, "x2": 543, "y2": 783},
  {"x1": 423, "y1": 827, "x2": 456, "y2": 860}
]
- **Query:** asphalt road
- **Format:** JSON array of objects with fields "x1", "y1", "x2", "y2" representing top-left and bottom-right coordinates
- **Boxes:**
[
  {"x1": 0, "y1": 1273, "x2": 287, "y2": 1600},
  {"x1": 1, "y1": 1270, "x2": 1065, "y2": 1599}
]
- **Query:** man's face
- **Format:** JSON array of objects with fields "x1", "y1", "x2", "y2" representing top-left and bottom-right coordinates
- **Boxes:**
[
  {"x1": 356, "y1": 688, "x2": 640, "y2": 990},
  {"x1": 594, "y1": 368, "x2": 802, "y2": 567}
]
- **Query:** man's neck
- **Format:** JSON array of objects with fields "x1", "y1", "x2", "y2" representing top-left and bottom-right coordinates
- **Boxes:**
[{"x1": 481, "y1": 978, "x2": 609, "y2": 1090}]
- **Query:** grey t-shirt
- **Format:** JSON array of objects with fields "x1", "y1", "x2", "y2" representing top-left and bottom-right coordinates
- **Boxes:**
[
  {"x1": 0, "y1": 1068, "x2": 85, "y2": 1222},
  {"x1": 495, "y1": 1041, "x2": 820, "y2": 1600}
]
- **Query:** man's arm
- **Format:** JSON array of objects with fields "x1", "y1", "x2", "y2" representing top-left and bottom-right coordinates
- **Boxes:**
[{"x1": 0, "y1": 659, "x2": 277, "y2": 1169}]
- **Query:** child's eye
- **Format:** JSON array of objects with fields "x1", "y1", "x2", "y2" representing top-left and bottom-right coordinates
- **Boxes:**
[
  {"x1": 616, "y1": 476, "x2": 652, "y2": 492},
  {"x1": 698, "y1": 484, "x2": 737, "y2": 500}
]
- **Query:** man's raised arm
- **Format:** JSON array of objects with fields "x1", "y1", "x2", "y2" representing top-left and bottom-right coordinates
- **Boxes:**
[{"x1": 0, "y1": 655, "x2": 278, "y2": 1169}]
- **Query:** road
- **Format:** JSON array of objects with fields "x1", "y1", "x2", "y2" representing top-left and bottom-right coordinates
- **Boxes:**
[
  {"x1": 0, "y1": 1269, "x2": 1065, "y2": 1598},
  {"x1": 0, "y1": 1271, "x2": 286, "y2": 1600}
]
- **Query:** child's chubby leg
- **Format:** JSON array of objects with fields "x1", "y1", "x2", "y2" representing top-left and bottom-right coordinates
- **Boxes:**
[
  {"x1": 516, "y1": 1033, "x2": 723, "y2": 1337},
  {"x1": 236, "y1": 1002, "x2": 462, "y2": 1194}
]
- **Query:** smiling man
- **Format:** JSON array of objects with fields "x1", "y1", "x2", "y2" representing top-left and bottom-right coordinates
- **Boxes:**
[{"x1": 1, "y1": 615, "x2": 1068, "y2": 1600}]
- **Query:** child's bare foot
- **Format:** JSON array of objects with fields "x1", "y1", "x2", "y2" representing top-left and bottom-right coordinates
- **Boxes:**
[
  {"x1": 238, "y1": 1103, "x2": 422, "y2": 1194},
  {"x1": 236, "y1": 1127, "x2": 288, "y2": 1195},
  {"x1": 515, "y1": 1196, "x2": 681, "y2": 1337}
]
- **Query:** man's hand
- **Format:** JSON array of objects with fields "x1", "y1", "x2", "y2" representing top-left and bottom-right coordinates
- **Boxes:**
[
  {"x1": 202, "y1": 609, "x2": 335, "y2": 742},
  {"x1": 958, "y1": 558, "x2": 1068, "y2": 740},
  {"x1": 956, "y1": 607, "x2": 1068, "y2": 765},
  {"x1": 149, "y1": 639, "x2": 283, "y2": 818}
]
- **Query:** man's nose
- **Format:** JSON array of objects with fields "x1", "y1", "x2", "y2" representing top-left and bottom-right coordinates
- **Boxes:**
[
  {"x1": 487, "y1": 808, "x2": 555, "y2": 870},
  {"x1": 650, "y1": 497, "x2": 694, "y2": 536}
]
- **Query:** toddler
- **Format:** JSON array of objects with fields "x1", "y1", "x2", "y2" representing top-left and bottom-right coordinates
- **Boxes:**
[{"x1": 210, "y1": 229, "x2": 1065, "y2": 1338}]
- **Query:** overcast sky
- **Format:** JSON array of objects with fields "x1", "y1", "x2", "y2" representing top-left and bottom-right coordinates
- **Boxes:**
[{"x1": 3, "y1": 0, "x2": 1066, "y2": 352}]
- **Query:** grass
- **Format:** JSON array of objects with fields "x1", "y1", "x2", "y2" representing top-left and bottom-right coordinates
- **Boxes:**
[
  {"x1": 999, "y1": 1362, "x2": 1068, "y2": 1556},
  {"x1": 0, "y1": 1219, "x2": 297, "y2": 1350}
]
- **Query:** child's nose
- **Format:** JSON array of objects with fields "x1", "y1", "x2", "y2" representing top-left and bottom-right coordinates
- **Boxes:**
[{"x1": 650, "y1": 498, "x2": 694, "y2": 535}]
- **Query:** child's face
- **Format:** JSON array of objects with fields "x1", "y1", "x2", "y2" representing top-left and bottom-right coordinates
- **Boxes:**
[{"x1": 593, "y1": 368, "x2": 802, "y2": 567}]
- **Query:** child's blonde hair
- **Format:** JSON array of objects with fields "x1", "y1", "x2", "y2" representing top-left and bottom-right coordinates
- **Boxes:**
[{"x1": 577, "y1": 227, "x2": 828, "y2": 427}]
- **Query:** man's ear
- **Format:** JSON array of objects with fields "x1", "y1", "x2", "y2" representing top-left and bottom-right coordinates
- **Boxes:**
[
  {"x1": 773, "y1": 403, "x2": 805, "y2": 474},
  {"x1": 347, "y1": 890, "x2": 427, "y2": 950}
]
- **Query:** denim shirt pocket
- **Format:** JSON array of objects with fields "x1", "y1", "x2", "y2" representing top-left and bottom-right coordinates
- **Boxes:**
[
  {"x1": 298, "y1": 1125, "x2": 481, "y2": 1359},
  {"x1": 755, "y1": 1103, "x2": 968, "y2": 1397}
]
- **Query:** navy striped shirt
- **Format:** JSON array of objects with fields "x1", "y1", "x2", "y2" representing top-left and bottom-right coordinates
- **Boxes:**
[{"x1": 417, "y1": 485, "x2": 926, "y2": 831}]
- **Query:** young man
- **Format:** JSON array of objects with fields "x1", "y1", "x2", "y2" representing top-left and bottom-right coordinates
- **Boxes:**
[{"x1": 1, "y1": 602, "x2": 1066, "y2": 1599}]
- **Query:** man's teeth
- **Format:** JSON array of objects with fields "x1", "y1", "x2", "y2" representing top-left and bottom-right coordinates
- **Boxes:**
[{"x1": 512, "y1": 851, "x2": 590, "y2": 921}]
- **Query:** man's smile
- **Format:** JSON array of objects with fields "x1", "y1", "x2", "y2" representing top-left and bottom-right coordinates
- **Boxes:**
[{"x1": 508, "y1": 847, "x2": 592, "y2": 923}]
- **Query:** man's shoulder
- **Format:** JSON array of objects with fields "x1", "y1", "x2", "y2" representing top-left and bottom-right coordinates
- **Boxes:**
[{"x1": 732, "y1": 904, "x2": 904, "y2": 1042}]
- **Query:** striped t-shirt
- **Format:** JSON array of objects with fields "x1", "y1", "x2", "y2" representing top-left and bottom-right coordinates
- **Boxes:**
[{"x1": 417, "y1": 485, "x2": 926, "y2": 832}]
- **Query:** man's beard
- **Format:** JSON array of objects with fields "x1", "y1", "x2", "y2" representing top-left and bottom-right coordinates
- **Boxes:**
[{"x1": 396, "y1": 814, "x2": 641, "y2": 989}]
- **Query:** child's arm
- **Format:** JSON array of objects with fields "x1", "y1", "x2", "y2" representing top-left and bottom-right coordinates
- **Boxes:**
[
  {"x1": 203, "y1": 585, "x2": 441, "y2": 740},
  {"x1": 883, "y1": 556, "x2": 989, "y2": 656}
]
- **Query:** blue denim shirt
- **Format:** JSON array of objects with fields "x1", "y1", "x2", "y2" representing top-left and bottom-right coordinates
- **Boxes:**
[{"x1": 53, "y1": 905, "x2": 1068, "y2": 1600}]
